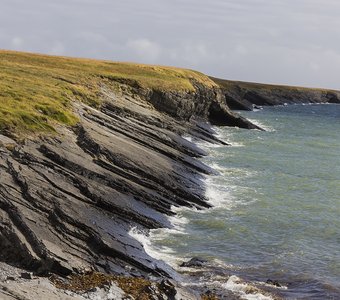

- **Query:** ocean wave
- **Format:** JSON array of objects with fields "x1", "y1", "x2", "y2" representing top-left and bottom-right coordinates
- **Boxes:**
[
  {"x1": 246, "y1": 118, "x2": 276, "y2": 132},
  {"x1": 205, "y1": 181, "x2": 235, "y2": 209},
  {"x1": 129, "y1": 227, "x2": 183, "y2": 269},
  {"x1": 222, "y1": 275, "x2": 274, "y2": 300}
]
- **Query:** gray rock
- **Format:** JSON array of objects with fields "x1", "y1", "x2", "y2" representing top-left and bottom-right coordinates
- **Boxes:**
[
  {"x1": 211, "y1": 77, "x2": 340, "y2": 111},
  {"x1": 20, "y1": 272, "x2": 33, "y2": 280},
  {"x1": 0, "y1": 85, "x2": 231, "y2": 282},
  {"x1": 180, "y1": 257, "x2": 208, "y2": 268},
  {"x1": 5, "y1": 276, "x2": 15, "y2": 281},
  {"x1": 0, "y1": 135, "x2": 17, "y2": 151}
]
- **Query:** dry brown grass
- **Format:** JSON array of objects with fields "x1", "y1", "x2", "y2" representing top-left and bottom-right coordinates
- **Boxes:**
[
  {"x1": 50, "y1": 271, "x2": 222, "y2": 299},
  {"x1": 51, "y1": 272, "x2": 164, "y2": 300},
  {"x1": 0, "y1": 50, "x2": 216, "y2": 138},
  {"x1": 211, "y1": 76, "x2": 337, "y2": 93}
]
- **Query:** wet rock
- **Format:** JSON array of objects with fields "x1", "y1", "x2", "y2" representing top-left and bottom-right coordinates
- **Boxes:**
[
  {"x1": 266, "y1": 279, "x2": 281, "y2": 287},
  {"x1": 20, "y1": 272, "x2": 33, "y2": 280},
  {"x1": 159, "y1": 279, "x2": 177, "y2": 298},
  {"x1": 5, "y1": 276, "x2": 15, "y2": 281},
  {"x1": 142, "y1": 283, "x2": 161, "y2": 300},
  {"x1": 0, "y1": 77, "x2": 260, "y2": 297},
  {"x1": 180, "y1": 257, "x2": 208, "y2": 268}
]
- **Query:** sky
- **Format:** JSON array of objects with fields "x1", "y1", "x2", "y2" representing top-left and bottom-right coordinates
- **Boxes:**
[{"x1": 1, "y1": 0, "x2": 340, "y2": 89}]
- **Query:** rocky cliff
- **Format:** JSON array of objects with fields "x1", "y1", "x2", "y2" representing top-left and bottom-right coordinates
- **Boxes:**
[
  {"x1": 211, "y1": 77, "x2": 340, "y2": 110},
  {"x1": 2, "y1": 50, "x2": 339, "y2": 299},
  {"x1": 0, "y1": 81, "x2": 233, "y2": 280},
  {"x1": 0, "y1": 50, "x2": 263, "y2": 299}
]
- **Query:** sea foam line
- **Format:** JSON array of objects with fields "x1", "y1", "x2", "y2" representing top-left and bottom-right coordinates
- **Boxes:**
[
  {"x1": 129, "y1": 132, "x2": 269, "y2": 299},
  {"x1": 129, "y1": 227, "x2": 184, "y2": 269},
  {"x1": 222, "y1": 276, "x2": 274, "y2": 300},
  {"x1": 245, "y1": 118, "x2": 276, "y2": 132}
]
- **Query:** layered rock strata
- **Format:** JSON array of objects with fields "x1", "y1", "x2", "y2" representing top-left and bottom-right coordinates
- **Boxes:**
[
  {"x1": 211, "y1": 77, "x2": 340, "y2": 110},
  {"x1": 0, "y1": 81, "x2": 257, "y2": 285}
]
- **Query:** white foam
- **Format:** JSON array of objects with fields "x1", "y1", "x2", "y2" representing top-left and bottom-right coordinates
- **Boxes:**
[
  {"x1": 203, "y1": 171, "x2": 258, "y2": 210},
  {"x1": 182, "y1": 134, "x2": 193, "y2": 143},
  {"x1": 230, "y1": 141, "x2": 245, "y2": 147},
  {"x1": 181, "y1": 274, "x2": 276, "y2": 300},
  {"x1": 170, "y1": 204, "x2": 199, "y2": 214},
  {"x1": 210, "y1": 163, "x2": 226, "y2": 173},
  {"x1": 128, "y1": 205, "x2": 192, "y2": 269},
  {"x1": 130, "y1": 128, "x2": 272, "y2": 299},
  {"x1": 223, "y1": 276, "x2": 274, "y2": 300},
  {"x1": 246, "y1": 119, "x2": 276, "y2": 132},
  {"x1": 210, "y1": 126, "x2": 243, "y2": 146},
  {"x1": 197, "y1": 140, "x2": 224, "y2": 149},
  {"x1": 129, "y1": 227, "x2": 182, "y2": 268},
  {"x1": 205, "y1": 180, "x2": 234, "y2": 209},
  {"x1": 260, "y1": 281, "x2": 288, "y2": 290}
]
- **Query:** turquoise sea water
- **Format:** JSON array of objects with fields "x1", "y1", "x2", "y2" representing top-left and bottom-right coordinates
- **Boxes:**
[{"x1": 145, "y1": 104, "x2": 340, "y2": 299}]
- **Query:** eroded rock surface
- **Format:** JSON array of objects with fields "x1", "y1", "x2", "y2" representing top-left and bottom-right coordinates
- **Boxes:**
[
  {"x1": 211, "y1": 77, "x2": 340, "y2": 110},
  {"x1": 0, "y1": 81, "x2": 243, "y2": 283}
]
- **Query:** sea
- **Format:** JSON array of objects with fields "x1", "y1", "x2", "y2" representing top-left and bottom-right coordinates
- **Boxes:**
[{"x1": 131, "y1": 104, "x2": 340, "y2": 299}]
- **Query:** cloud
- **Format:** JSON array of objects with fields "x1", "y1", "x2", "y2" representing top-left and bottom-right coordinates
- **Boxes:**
[
  {"x1": 127, "y1": 38, "x2": 161, "y2": 62},
  {"x1": 167, "y1": 41, "x2": 210, "y2": 67},
  {"x1": 234, "y1": 45, "x2": 248, "y2": 56},
  {"x1": 1, "y1": 0, "x2": 340, "y2": 89},
  {"x1": 11, "y1": 37, "x2": 24, "y2": 48},
  {"x1": 309, "y1": 62, "x2": 320, "y2": 72},
  {"x1": 48, "y1": 41, "x2": 65, "y2": 55}
]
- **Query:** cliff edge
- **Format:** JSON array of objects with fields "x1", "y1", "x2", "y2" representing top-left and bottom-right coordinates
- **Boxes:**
[
  {"x1": 0, "y1": 50, "x2": 258, "y2": 299},
  {"x1": 1, "y1": 50, "x2": 339, "y2": 299},
  {"x1": 211, "y1": 77, "x2": 340, "y2": 110}
]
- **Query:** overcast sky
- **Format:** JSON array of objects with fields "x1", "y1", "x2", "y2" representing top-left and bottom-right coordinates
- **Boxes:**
[{"x1": 1, "y1": 0, "x2": 340, "y2": 89}]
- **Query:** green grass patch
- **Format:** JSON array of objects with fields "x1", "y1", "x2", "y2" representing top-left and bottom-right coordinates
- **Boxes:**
[
  {"x1": 0, "y1": 50, "x2": 216, "y2": 138},
  {"x1": 211, "y1": 77, "x2": 337, "y2": 94}
]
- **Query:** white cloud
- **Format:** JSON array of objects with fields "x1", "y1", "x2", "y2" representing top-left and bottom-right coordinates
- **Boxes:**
[
  {"x1": 168, "y1": 41, "x2": 210, "y2": 66},
  {"x1": 11, "y1": 37, "x2": 24, "y2": 48},
  {"x1": 309, "y1": 62, "x2": 320, "y2": 72},
  {"x1": 1, "y1": 0, "x2": 340, "y2": 88},
  {"x1": 48, "y1": 41, "x2": 65, "y2": 55},
  {"x1": 234, "y1": 45, "x2": 248, "y2": 56},
  {"x1": 127, "y1": 38, "x2": 161, "y2": 63}
]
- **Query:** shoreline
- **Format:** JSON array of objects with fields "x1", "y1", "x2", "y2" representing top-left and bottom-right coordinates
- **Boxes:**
[
  {"x1": 1, "y1": 50, "x2": 340, "y2": 299},
  {"x1": 131, "y1": 129, "x2": 283, "y2": 300},
  {"x1": 0, "y1": 72, "x2": 239, "y2": 299}
]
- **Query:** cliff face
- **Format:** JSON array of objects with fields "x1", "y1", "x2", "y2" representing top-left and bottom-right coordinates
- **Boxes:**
[
  {"x1": 3, "y1": 50, "x2": 340, "y2": 299},
  {"x1": 0, "y1": 51, "x2": 263, "y2": 286},
  {"x1": 0, "y1": 85, "x2": 209, "y2": 279},
  {"x1": 0, "y1": 71, "x2": 261, "y2": 285},
  {"x1": 211, "y1": 77, "x2": 340, "y2": 110},
  {"x1": 142, "y1": 81, "x2": 262, "y2": 131}
]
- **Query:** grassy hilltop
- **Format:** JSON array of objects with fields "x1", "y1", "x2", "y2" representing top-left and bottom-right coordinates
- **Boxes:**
[
  {"x1": 212, "y1": 77, "x2": 336, "y2": 94},
  {"x1": 0, "y1": 50, "x2": 216, "y2": 137},
  {"x1": 2, "y1": 50, "x2": 338, "y2": 139},
  {"x1": 211, "y1": 76, "x2": 340, "y2": 110}
]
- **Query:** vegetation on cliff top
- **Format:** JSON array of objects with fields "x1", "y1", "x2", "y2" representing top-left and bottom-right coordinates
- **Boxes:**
[
  {"x1": 211, "y1": 76, "x2": 338, "y2": 93},
  {"x1": 0, "y1": 50, "x2": 216, "y2": 138}
]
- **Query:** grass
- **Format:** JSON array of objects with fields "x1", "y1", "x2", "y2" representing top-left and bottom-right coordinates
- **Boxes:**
[
  {"x1": 0, "y1": 50, "x2": 216, "y2": 138},
  {"x1": 211, "y1": 76, "x2": 338, "y2": 93}
]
